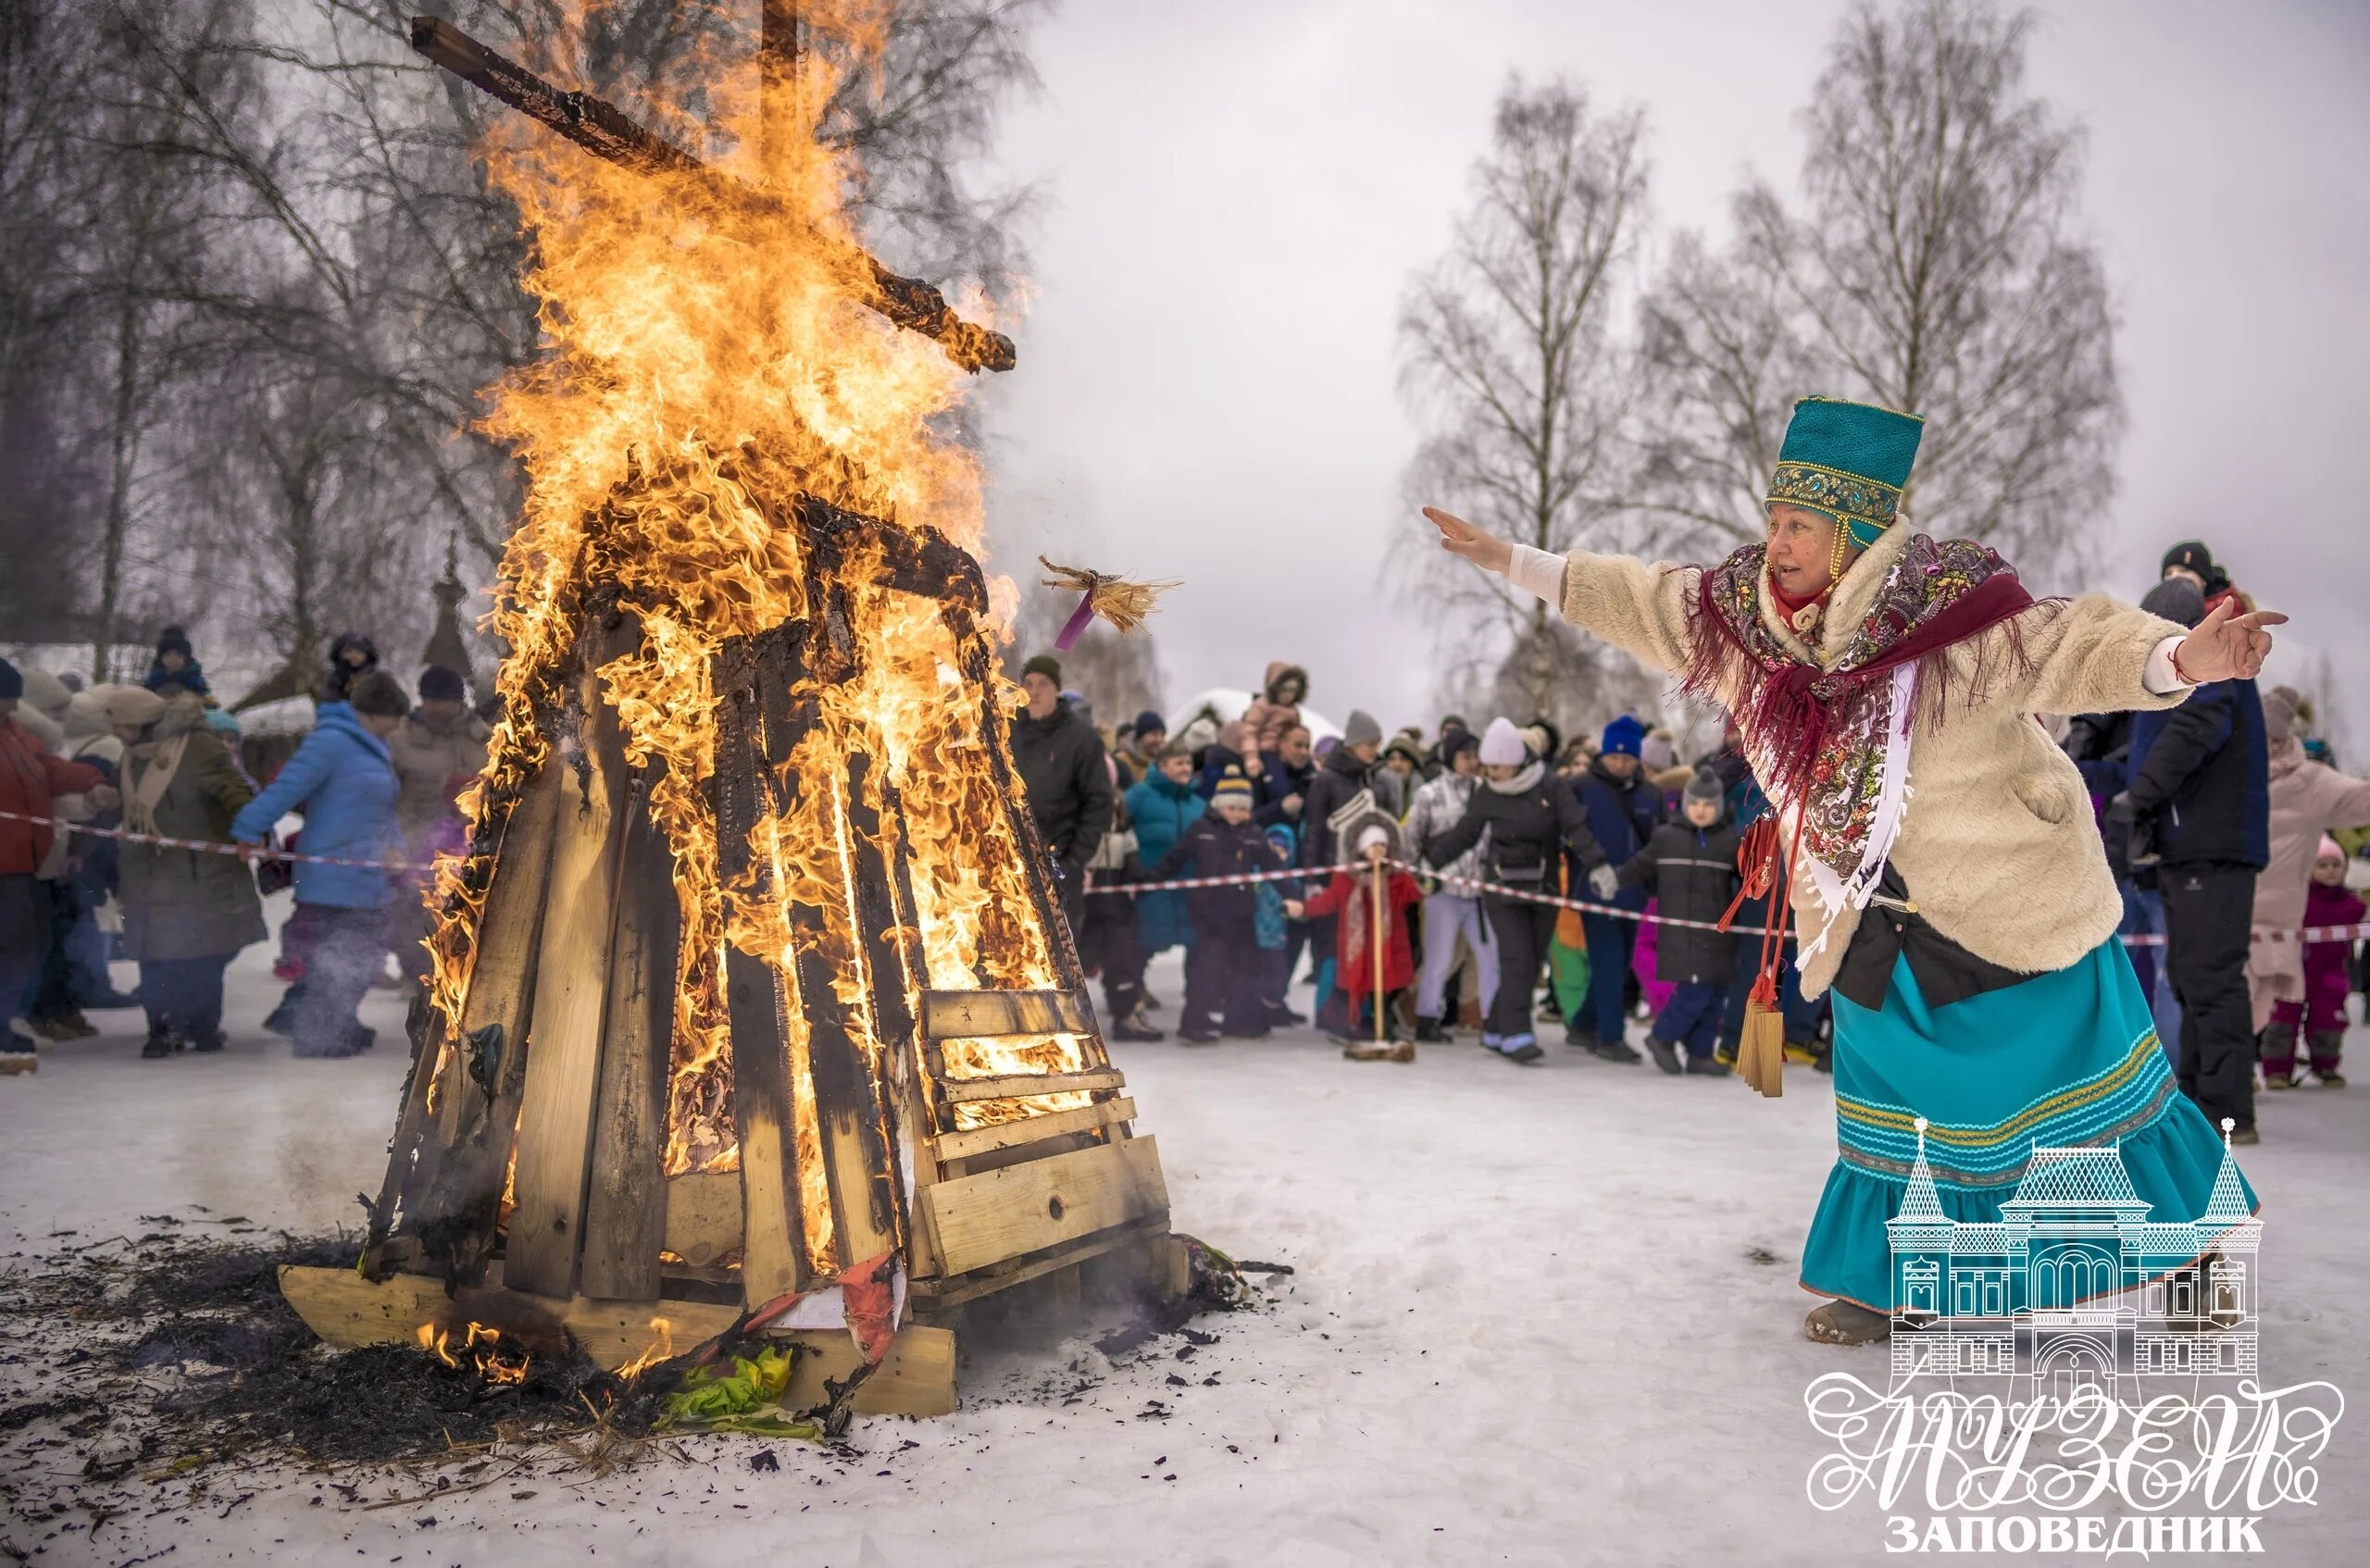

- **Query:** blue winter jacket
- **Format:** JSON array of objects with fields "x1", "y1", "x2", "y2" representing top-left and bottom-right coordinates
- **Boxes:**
[
  {"x1": 1572, "y1": 760, "x2": 1663, "y2": 911},
  {"x1": 1125, "y1": 771, "x2": 1203, "y2": 952},
  {"x1": 230, "y1": 703, "x2": 405, "y2": 908}
]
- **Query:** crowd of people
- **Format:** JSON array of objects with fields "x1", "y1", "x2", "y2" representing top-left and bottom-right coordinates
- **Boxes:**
[
  {"x1": 1008, "y1": 538, "x2": 2369, "y2": 1132},
  {"x1": 1, "y1": 627, "x2": 489, "y2": 1073},
  {"x1": 2, "y1": 530, "x2": 2364, "y2": 1130}
]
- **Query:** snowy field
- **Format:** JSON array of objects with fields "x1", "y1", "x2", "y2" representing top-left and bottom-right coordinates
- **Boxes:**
[{"x1": 3, "y1": 901, "x2": 2365, "y2": 1568}]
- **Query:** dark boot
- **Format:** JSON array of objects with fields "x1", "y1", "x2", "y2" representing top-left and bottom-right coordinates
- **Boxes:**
[
  {"x1": 1413, "y1": 1016, "x2": 1449, "y2": 1043},
  {"x1": 1804, "y1": 1300, "x2": 1890, "y2": 1345},
  {"x1": 1645, "y1": 1036, "x2": 1683, "y2": 1075},
  {"x1": 2306, "y1": 1030, "x2": 2343, "y2": 1088},
  {"x1": 2256, "y1": 1020, "x2": 2298, "y2": 1089},
  {"x1": 141, "y1": 1020, "x2": 178, "y2": 1059}
]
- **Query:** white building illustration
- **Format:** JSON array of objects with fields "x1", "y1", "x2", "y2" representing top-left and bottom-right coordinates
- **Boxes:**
[{"x1": 1886, "y1": 1116, "x2": 2259, "y2": 1409}]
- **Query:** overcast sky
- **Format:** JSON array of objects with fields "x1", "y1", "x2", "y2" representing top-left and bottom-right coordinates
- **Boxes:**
[{"x1": 972, "y1": 0, "x2": 2370, "y2": 743}]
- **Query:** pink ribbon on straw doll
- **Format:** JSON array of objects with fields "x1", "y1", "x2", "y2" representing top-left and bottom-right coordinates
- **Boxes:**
[{"x1": 1038, "y1": 556, "x2": 1179, "y2": 652}]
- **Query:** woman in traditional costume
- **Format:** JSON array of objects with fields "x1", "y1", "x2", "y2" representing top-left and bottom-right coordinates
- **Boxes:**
[{"x1": 1425, "y1": 396, "x2": 2282, "y2": 1344}]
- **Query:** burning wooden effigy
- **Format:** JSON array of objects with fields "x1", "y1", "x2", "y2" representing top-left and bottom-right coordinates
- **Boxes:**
[{"x1": 279, "y1": 14, "x2": 1177, "y2": 1418}]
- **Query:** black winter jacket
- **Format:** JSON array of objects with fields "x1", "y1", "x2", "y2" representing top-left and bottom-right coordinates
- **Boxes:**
[
  {"x1": 1154, "y1": 812, "x2": 1287, "y2": 931},
  {"x1": 1299, "y1": 745, "x2": 1373, "y2": 867},
  {"x1": 1009, "y1": 702, "x2": 1115, "y2": 868},
  {"x1": 2125, "y1": 678, "x2": 2269, "y2": 871},
  {"x1": 1259, "y1": 753, "x2": 1315, "y2": 830},
  {"x1": 1620, "y1": 820, "x2": 1744, "y2": 984},
  {"x1": 1423, "y1": 767, "x2": 1604, "y2": 887}
]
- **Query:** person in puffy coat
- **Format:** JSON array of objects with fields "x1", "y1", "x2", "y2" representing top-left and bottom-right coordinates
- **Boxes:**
[
  {"x1": 231, "y1": 671, "x2": 410, "y2": 1059},
  {"x1": 1242, "y1": 662, "x2": 1308, "y2": 756},
  {"x1": 318, "y1": 630, "x2": 381, "y2": 705},
  {"x1": 1124, "y1": 747, "x2": 1202, "y2": 961},
  {"x1": 1619, "y1": 767, "x2": 1743, "y2": 1076},
  {"x1": 1154, "y1": 768, "x2": 1291, "y2": 1042},
  {"x1": 2247, "y1": 684, "x2": 2370, "y2": 1080},
  {"x1": 1570, "y1": 715, "x2": 1665, "y2": 1056},
  {"x1": 1424, "y1": 717, "x2": 1609, "y2": 1064},
  {"x1": 1, "y1": 659, "x2": 114, "y2": 1072},
  {"x1": 116, "y1": 691, "x2": 268, "y2": 1056}
]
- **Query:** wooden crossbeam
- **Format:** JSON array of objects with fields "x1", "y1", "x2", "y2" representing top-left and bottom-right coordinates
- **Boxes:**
[
  {"x1": 938, "y1": 1066, "x2": 1125, "y2": 1104},
  {"x1": 920, "y1": 1137, "x2": 1167, "y2": 1276},
  {"x1": 408, "y1": 16, "x2": 1016, "y2": 374},
  {"x1": 919, "y1": 989, "x2": 1094, "y2": 1040}
]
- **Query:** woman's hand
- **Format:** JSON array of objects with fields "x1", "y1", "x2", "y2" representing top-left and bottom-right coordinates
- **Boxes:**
[
  {"x1": 1423, "y1": 507, "x2": 1513, "y2": 577},
  {"x1": 2174, "y1": 598, "x2": 2287, "y2": 683}
]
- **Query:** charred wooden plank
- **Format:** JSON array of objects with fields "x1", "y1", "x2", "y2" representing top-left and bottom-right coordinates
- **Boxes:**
[
  {"x1": 577, "y1": 774, "x2": 680, "y2": 1300},
  {"x1": 929, "y1": 1097, "x2": 1135, "y2": 1164},
  {"x1": 840, "y1": 753, "x2": 919, "y2": 1257},
  {"x1": 714, "y1": 623, "x2": 817, "y2": 1303},
  {"x1": 503, "y1": 616, "x2": 642, "y2": 1298},
  {"x1": 397, "y1": 755, "x2": 568, "y2": 1284},
  {"x1": 792, "y1": 496, "x2": 987, "y2": 612},
  {"x1": 780, "y1": 761, "x2": 899, "y2": 1274},
  {"x1": 407, "y1": 17, "x2": 1014, "y2": 375}
]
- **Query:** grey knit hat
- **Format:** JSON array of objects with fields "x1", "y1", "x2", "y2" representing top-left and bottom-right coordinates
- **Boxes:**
[
  {"x1": 1683, "y1": 765, "x2": 1726, "y2": 807},
  {"x1": 1341, "y1": 708, "x2": 1381, "y2": 749}
]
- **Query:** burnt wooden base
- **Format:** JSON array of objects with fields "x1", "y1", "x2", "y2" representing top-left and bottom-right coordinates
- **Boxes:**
[{"x1": 278, "y1": 1265, "x2": 957, "y2": 1416}]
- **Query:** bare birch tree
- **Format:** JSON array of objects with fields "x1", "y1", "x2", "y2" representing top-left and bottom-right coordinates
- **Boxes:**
[
  {"x1": 1393, "y1": 78, "x2": 1651, "y2": 731},
  {"x1": 1639, "y1": 0, "x2": 2120, "y2": 576}
]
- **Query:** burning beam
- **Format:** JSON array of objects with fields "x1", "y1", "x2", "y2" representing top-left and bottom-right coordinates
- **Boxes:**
[{"x1": 408, "y1": 15, "x2": 1017, "y2": 374}]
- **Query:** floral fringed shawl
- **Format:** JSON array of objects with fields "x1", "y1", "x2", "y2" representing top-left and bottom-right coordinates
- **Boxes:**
[{"x1": 1678, "y1": 534, "x2": 2052, "y2": 926}]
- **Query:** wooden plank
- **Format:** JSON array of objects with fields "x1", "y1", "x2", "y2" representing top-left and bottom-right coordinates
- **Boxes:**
[
  {"x1": 715, "y1": 625, "x2": 815, "y2": 1303},
  {"x1": 503, "y1": 620, "x2": 639, "y2": 1298},
  {"x1": 785, "y1": 745, "x2": 900, "y2": 1276},
  {"x1": 930, "y1": 1097, "x2": 1135, "y2": 1164},
  {"x1": 777, "y1": 1324, "x2": 957, "y2": 1418},
  {"x1": 281, "y1": 1264, "x2": 452, "y2": 1348},
  {"x1": 921, "y1": 1136, "x2": 1168, "y2": 1276},
  {"x1": 663, "y1": 1171, "x2": 745, "y2": 1267},
  {"x1": 399, "y1": 754, "x2": 567, "y2": 1282},
  {"x1": 577, "y1": 791, "x2": 680, "y2": 1300},
  {"x1": 919, "y1": 989, "x2": 1094, "y2": 1040},
  {"x1": 911, "y1": 1217, "x2": 1166, "y2": 1313},
  {"x1": 940, "y1": 1066, "x2": 1126, "y2": 1104}
]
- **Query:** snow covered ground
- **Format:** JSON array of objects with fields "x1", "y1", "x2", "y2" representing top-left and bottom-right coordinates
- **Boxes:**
[{"x1": 3, "y1": 906, "x2": 2365, "y2": 1567}]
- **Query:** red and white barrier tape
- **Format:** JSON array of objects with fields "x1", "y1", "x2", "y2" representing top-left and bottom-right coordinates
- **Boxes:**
[
  {"x1": 1087, "y1": 857, "x2": 2370, "y2": 948},
  {"x1": 16, "y1": 805, "x2": 2359, "y2": 948},
  {"x1": 0, "y1": 807, "x2": 433, "y2": 875}
]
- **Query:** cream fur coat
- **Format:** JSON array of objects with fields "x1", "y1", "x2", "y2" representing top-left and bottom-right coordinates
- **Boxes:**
[{"x1": 1541, "y1": 524, "x2": 2191, "y2": 999}]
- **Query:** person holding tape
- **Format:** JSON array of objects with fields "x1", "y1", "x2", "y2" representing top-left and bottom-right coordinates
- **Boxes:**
[{"x1": 1426, "y1": 394, "x2": 2283, "y2": 1346}]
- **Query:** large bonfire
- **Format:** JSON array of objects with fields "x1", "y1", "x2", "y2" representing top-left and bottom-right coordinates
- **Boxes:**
[{"x1": 398, "y1": 4, "x2": 1096, "y2": 1291}]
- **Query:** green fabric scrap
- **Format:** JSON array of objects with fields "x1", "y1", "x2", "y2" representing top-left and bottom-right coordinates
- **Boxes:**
[{"x1": 657, "y1": 1346, "x2": 822, "y2": 1439}]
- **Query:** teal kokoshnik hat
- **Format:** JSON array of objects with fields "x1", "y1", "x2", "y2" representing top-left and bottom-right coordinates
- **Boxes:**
[{"x1": 1765, "y1": 395, "x2": 1926, "y2": 552}]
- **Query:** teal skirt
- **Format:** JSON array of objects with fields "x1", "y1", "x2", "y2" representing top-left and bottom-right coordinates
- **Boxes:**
[{"x1": 1800, "y1": 937, "x2": 2252, "y2": 1312}]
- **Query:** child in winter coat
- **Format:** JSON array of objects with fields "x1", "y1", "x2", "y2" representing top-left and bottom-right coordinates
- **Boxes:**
[
  {"x1": 1242, "y1": 663, "x2": 1308, "y2": 757},
  {"x1": 1153, "y1": 767, "x2": 1290, "y2": 1043},
  {"x1": 1301, "y1": 823, "x2": 1424, "y2": 1057},
  {"x1": 1254, "y1": 822, "x2": 1301, "y2": 1021},
  {"x1": 1618, "y1": 767, "x2": 1743, "y2": 1076},
  {"x1": 2264, "y1": 838, "x2": 2364, "y2": 1088}
]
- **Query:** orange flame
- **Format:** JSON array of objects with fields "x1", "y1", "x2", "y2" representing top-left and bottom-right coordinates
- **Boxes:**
[
  {"x1": 617, "y1": 1316, "x2": 676, "y2": 1381},
  {"x1": 414, "y1": 6, "x2": 1092, "y2": 1276},
  {"x1": 417, "y1": 1320, "x2": 532, "y2": 1387}
]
